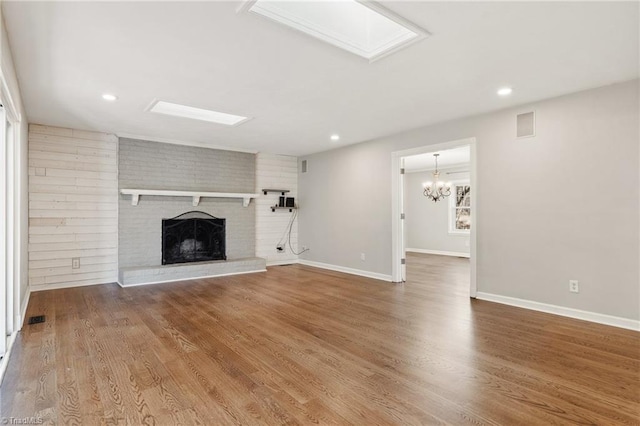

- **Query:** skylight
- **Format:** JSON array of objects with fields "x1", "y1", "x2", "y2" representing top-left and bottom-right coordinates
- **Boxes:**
[
  {"x1": 147, "y1": 100, "x2": 250, "y2": 126},
  {"x1": 244, "y1": 0, "x2": 427, "y2": 61}
]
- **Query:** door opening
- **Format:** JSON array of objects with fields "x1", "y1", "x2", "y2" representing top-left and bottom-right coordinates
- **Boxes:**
[{"x1": 391, "y1": 138, "x2": 477, "y2": 297}]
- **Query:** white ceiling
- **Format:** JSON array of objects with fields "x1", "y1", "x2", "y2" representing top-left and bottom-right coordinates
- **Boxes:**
[
  {"x1": 404, "y1": 145, "x2": 469, "y2": 173},
  {"x1": 3, "y1": 1, "x2": 638, "y2": 156}
]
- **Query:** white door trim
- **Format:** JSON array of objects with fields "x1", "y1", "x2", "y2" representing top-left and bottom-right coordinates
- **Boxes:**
[
  {"x1": 0, "y1": 104, "x2": 6, "y2": 356},
  {"x1": 0, "y1": 71, "x2": 22, "y2": 335},
  {"x1": 0, "y1": 67, "x2": 24, "y2": 382},
  {"x1": 5, "y1": 115, "x2": 13, "y2": 337},
  {"x1": 391, "y1": 137, "x2": 477, "y2": 297}
]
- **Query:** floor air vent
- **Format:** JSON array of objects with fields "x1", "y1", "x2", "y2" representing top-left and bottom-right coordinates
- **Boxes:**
[{"x1": 28, "y1": 315, "x2": 45, "y2": 325}]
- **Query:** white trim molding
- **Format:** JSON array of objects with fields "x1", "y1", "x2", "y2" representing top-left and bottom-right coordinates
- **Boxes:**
[
  {"x1": 266, "y1": 260, "x2": 298, "y2": 267},
  {"x1": 298, "y1": 259, "x2": 392, "y2": 282},
  {"x1": 0, "y1": 70, "x2": 21, "y2": 122},
  {"x1": 476, "y1": 292, "x2": 640, "y2": 331},
  {"x1": 30, "y1": 280, "x2": 111, "y2": 293},
  {"x1": 406, "y1": 248, "x2": 470, "y2": 258}
]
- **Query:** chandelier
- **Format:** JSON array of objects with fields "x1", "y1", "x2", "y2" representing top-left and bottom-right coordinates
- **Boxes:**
[{"x1": 422, "y1": 154, "x2": 451, "y2": 202}]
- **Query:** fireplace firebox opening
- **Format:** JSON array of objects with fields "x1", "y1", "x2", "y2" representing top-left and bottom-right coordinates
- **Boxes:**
[{"x1": 162, "y1": 211, "x2": 226, "y2": 265}]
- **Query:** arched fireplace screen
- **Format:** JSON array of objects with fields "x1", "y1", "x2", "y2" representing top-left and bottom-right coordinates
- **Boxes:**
[{"x1": 162, "y1": 211, "x2": 226, "y2": 265}]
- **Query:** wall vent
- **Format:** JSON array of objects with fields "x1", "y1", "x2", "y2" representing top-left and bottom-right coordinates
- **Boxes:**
[
  {"x1": 517, "y1": 111, "x2": 535, "y2": 138},
  {"x1": 301, "y1": 160, "x2": 307, "y2": 173}
]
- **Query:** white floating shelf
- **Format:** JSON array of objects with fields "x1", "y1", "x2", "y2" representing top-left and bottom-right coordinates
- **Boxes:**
[{"x1": 120, "y1": 189, "x2": 260, "y2": 207}]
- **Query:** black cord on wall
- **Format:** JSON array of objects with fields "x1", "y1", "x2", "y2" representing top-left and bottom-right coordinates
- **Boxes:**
[{"x1": 277, "y1": 208, "x2": 308, "y2": 256}]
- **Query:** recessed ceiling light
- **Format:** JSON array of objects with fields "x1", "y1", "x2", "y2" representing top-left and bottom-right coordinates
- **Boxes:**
[
  {"x1": 497, "y1": 87, "x2": 513, "y2": 96},
  {"x1": 147, "y1": 100, "x2": 250, "y2": 126},
  {"x1": 330, "y1": 134, "x2": 340, "y2": 141},
  {"x1": 244, "y1": 0, "x2": 428, "y2": 62},
  {"x1": 102, "y1": 93, "x2": 118, "y2": 101}
]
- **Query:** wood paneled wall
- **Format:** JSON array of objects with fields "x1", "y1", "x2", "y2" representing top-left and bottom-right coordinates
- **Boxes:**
[{"x1": 28, "y1": 124, "x2": 118, "y2": 290}]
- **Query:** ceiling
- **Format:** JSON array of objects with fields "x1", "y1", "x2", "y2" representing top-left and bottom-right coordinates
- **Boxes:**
[
  {"x1": 404, "y1": 145, "x2": 469, "y2": 173},
  {"x1": 4, "y1": 1, "x2": 638, "y2": 156}
]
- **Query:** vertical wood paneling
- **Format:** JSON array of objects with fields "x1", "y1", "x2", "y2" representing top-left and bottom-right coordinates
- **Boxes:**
[
  {"x1": 255, "y1": 153, "x2": 299, "y2": 265},
  {"x1": 28, "y1": 124, "x2": 118, "y2": 290}
]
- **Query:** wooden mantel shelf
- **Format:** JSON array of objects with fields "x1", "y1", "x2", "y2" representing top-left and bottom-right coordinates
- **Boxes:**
[{"x1": 120, "y1": 189, "x2": 260, "y2": 207}]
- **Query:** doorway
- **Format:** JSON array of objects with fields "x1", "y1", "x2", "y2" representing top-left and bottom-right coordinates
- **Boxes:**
[{"x1": 391, "y1": 138, "x2": 477, "y2": 297}]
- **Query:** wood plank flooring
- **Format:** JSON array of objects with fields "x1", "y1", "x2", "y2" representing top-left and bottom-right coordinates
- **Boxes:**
[{"x1": 1, "y1": 253, "x2": 638, "y2": 425}]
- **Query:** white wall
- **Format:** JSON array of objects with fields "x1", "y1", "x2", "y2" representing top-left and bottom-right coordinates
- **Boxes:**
[
  {"x1": 298, "y1": 142, "x2": 392, "y2": 276},
  {"x1": 299, "y1": 80, "x2": 639, "y2": 321},
  {"x1": 255, "y1": 153, "x2": 299, "y2": 265},
  {"x1": 0, "y1": 4, "x2": 28, "y2": 324},
  {"x1": 28, "y1": 125, "x2": 118, "y2": 290},
  {"x1": 405, "y1": 167, "x2": 470, "y2": 256}
]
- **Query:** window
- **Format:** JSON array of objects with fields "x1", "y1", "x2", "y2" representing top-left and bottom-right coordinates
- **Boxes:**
[{"x1": 449, "y1": 183, "x2": 471, "y2": 234}]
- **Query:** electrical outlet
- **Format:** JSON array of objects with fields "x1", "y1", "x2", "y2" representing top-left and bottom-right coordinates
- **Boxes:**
[
  {"x1": 569, "y1": 280, "x2": 579, "y2": 293},
  {"x1": 72, "y1": 257, "x2": 80, "y2": 269},
  {"x1": 360, "y1": 253, "x2": 366, "y2": 261}
]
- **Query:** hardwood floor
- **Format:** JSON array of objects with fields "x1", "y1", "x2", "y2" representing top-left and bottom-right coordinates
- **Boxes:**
[{"x1": 1, "y1": 253, "x2": 638, "y2": 425}]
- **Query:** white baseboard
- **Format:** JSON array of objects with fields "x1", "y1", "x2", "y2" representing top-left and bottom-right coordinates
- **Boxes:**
[
  {"x1": 117, "y1": 268, "x2": 267, "y2": 288},
  {"x1": 30, "y1": 279, "x2": 111, "y2": 292},
  {"x1": 406, "y1": 248, "x2": 470, "y2": 258},
  {"x1": 297, "y1": 259, "x2": 392, "y2": 282},
  {"x1": 19, "y1": 285, "x2": 31, "y2": 329},
  {"x1": 476, "y1": 292, "x2": 640, "y2": 331},
  {"x1": 266, "y1": 259, "x2": 298, "y2": 267}
]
